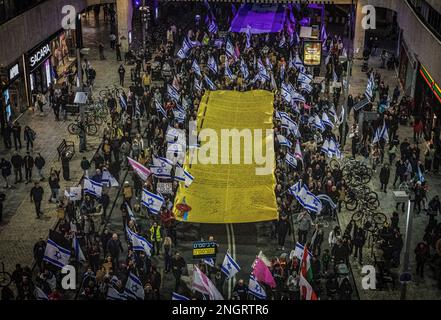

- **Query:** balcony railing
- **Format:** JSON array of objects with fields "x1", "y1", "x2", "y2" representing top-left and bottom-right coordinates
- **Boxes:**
[
  {"x1": 407, "y1": 0, "x2": 441, "y2": 42},
  {"x1": 0, "y1": 0, "x2": 48, "y2": 25}
]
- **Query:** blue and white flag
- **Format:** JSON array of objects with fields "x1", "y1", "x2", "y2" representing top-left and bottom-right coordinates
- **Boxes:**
[
  {"x1": 373, "y1": 123, "x2": 389, "y2": 144},
  {"x1": 125, "y1": 272, "x2": 145, "y2": 300},
  {"x1": 126, "y1": 203, "x2": 137, "y2": 224},
  {"x1": 173, "y1": 107, "x2": 186, "y2": 123},
  {"x1": 279, "y1": 34, "x2": 286, "y2": 48},
  {"x1": 150, "y1": 166, "x2": 172, "y2": 179},
  {"x1": 174, "y1": 163, "x2": 194, "y2": 188},
  {"x1": 194, "y1": 77, "x2": 203, "y2": 92},
  {"x1": 245, "y1": 25, "x2": 252, "y2": 50},
  {"x1": 191, "y1": 60, "x2": 202, "y2": 77},
  {"x1": 153, "y1": 156, "x2": 173, "y2": 170},
  {"x1": 417, "y1": 166, "x2": 425, "y2": 183},
  {"x1": 300, "y1": 82, "x2": 313, "y2": 94},
  {"x1": 226, "y1": 38, "x2": 235, "y2": 59},
  {"x1": 101, "y1": 169, "x2": 119, "y2": 187},
  {"x1": 119, "y1": 94, "x2": 127, "y2": 110},
  {"x1": 167, "y1": 84, "x2": 180, "y2": 103},
  {"x1": 126, "y1": 226, "x2": 153, "y2": 256},
  {"x1": 291, "y1": 90, "x2": 306, "y2": 103},
  {"x1": 44, "y1": 239, "x2": 71, "y2": 269},
  {"x1": 294, "y1": 54, "x2": 305, "y2": 73},
  {"x1": 281, "y1": 82, "x2": 292, "y2": 103},
  {"x1": 155, "y1": 99, "x2": 167, "y2": 117},
  {"x1": 84, "y1": 178, "x2": 103, "y2": 198},
  {"x1": 221, "y1": 252, "x2": 241, "y2": 280},
  {"x1": 225, "y1": 60, "x2": 234, "y2": 80},
  {"x1": 291, "y1": 242, "x2": 313, "y2": 261},
  {"x1": 285, "y1": 152, "x2": 298, "y2": 169},
  {"x1": 317, "y1": 194, "x2": 337, "y2": 209},
  {"x1": 365, "y1": 77, "x2": 374, "y2": 101},
  {"x1": 248, "y1": 275, "x2": 267, "y2": 300},
  {"x1": 328, "y1": 138, "x2": 342, "y2": 159},
  {"x1": 325, "y1": 51, "x2": 332, "y2": 65},
  {"x1": 107, "y1": 286, "x2": 127, "y2": 301},
  {"x1": 184, "y1": 169, "x2": 194, "y2": 188},
  {"x1": 313, "y1": 114, "x2": 325, "y2": 132},
  {"x1": 207, "y1": 56, "x2": 218, "y2": 74},
  {"x1": 321, "y1": 138, "x2": 330, "y2": 156},
  {"x1": 322, "y1": 112, "x2": 334, "y2": 129},
  {"x1": 257, "y1": 58, "x2": 270, "y2": 81},
  {"x1": 204, "y1": 75, "x2": 217, "y2": 91},
  {"x1": 240, "y1": 59, "x2": 249, "y2": 79},
  {"x1": 177, "y1": 37, "x2": 193, "y2": 59},
  {"x1": 203, "y1": 258, "x2": 215, "y2": 267},
  {"x1": 141, "y1": 189, "x2": 164, "y2": 214},
  {"x1": 329, "y1": 105, "x2": 338, "y2": 124},
  {"x1": 298, "y1": 72, "x2": 313, "y2": 85},
  {"x1": 321, "y1": 24, "x2": 328, "y2": 42},
  {"x1": 289, "y1": 183, "x2": 323, "y2": 213},
  {"x1": 35, "y1": 287, "x2": 49, "y2": 300},
  {"x1": 72, "y1": 234, "x2": 86, "y2": 263},
  {"x1": 277, "y1": 135, "x2": 292, "y2": 148},
  {"x1": 172, "y1": 292, "x2": 190, "y2": 301}
]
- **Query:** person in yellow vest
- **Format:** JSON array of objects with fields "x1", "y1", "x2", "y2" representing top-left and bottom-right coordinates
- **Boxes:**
[
  {"x1": 142, "y1": 72, "x2": 151, "y2": 91},
  {"x1": 149, "y1": 222, "x2": 162, "y2": 256},
  {"x1": 122, "y1": 181, "x2": 133, "y2": 206}
]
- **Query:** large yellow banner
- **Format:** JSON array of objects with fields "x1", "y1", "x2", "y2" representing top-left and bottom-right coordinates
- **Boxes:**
[{"x1": 173, "y1": 90, "x2": 278, "y2": 224}]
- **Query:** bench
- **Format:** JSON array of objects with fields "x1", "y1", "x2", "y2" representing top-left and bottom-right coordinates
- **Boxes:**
[{"x1": 57, "y1": 139, "x2": 75, "y2": 161}]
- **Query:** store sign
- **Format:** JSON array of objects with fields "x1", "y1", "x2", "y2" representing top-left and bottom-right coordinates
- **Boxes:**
[
  {"x1": 303, "y1": 41, "x2": 322, "y2": 66},
  {"x1": 8, "y1": 63, "x2": 19, "y2": 82},
  {"x1": 29, "y1": 43, "x2": 51, "y2": 69},
  {"x1": 192, "y1": 241, "x2": 217, "y2": 260}
]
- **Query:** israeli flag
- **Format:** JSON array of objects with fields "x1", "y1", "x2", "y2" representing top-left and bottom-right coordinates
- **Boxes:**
[
  {"x1": 226, "y1": 38, "x2": 235, "y2": 59},
  {"x1": 257, "y1": 59, "x2": 270, "y2": 81},
  {"x1": 35, "y1": 287, "x2": 49, "y2": 300},
  {"x1": 141, "y1": 189, "x2": 164, "y2": 214},
  {"x1": 221, "y1": 252, "x2": 241, "y2": 280},
  {"x1": 207, "y1": 56, "x2": 218, "y2": 74},
  {"x1": 281, "y1": 83, "x2": 292, "y2": 103},
  {"x1": 417, "y1": 166, "x2": 425, "y2": 183},
  {"x1": 194, "y1": 77, "x2": 203, "y2": 92},
  {"x1": 72, "y1": 234, "x2": 86, "y2": 263},
  {"x1": 153, "y1": 156, "x2": 173, "y2": 170},
  {"x1": 126, "y1": 203, "x2": 137, "y2": 224},
  {"x1": 240, "y1": 59, "x2": 249, "y2": 79},
  {"x1": 291, "y1": 183, "x2": 323, "y2": 213},
  {"x1": 101, "y1": 169, "x2": 119, "y2": 187},
  {"x1": 84, "y1": 178, "x2": 103, "y2": 198},
  {"x1": 172, "y1": 292, "x2": 190, "y2": 301},
  {"x1": 207, "y1": 17, "x2": 218, "y2": 34},
  {"x1": 300, "y1": 83, "x2": 313, "y2": 94},
  {"x1": 125, "y1": 272, "x2": 145, "y2": 300},
  {"x1": 167, "y1": 84, "x2": 180, "y2": 103},
  {"x1": 288, "y1": 181, "x2": 302, "y2": 196},
  {"x1": 328, "y1": 138, "x2": 341, "y2": 159},
  {"x1": 325, "y1": 51, "x2": 332, "y2": 65},
  {"x1": 279, "y1": 34, "x2": 286, "y2": 48},
  {"x1": 321, "y1": 24, "x2": 328, "y2": 42},
  {"x1": 277, "y1": 135, "x2": 292, "y2": 148},
  {"x1": 43, "y1": 239, "x2": 71, "y2": 269},
  {"x1": 294, "y1": 54, "x2": 305, "y2": 73},
  {"x1": 165, "y1": 126, "x2": 183, "y2": 143},
  {"x1": 249, "y1": 275, "x2": 266, "y2": 300},
  {"x1": 291, "y1": 91, "x2": 306, "y2": 103},
  {"x1": 184, "y1": 170, "x2": 194, "y2": 188},
  {"x1": 313, "y1": 114, "x2": 325, "y2": 132},
  {"x1": 155, "y1": 99, "x2": 167, "y2": 117},
  {"x1": 329, "y1": 105, "x2": 338, "y2": 124},
  {"x1": 285, "y1": 152, "x2": 298, "y2": 169},
  {"x1": 107, "y1": 286, "x2": 127, "y2": 301},
  {"x1": 119, "y1": 94, "x2": 127, "y2": 110},
  {"x1": 225, "y1": 61, "x2": 234, "y2": 80},
  {"x1": 177, "y1": 37, "x2": 192, "y2": 59},
  {"x1": 173, "y1": 107, "x2": 186, "y2": 123},
  {"x1": 365, "y1": 78, "x2": 374, "y2": 101},
  {"x1": 322, "y1": 138, "x2": 330, "y2": 156},
  {"x1": 150, "y1": 166, "x2": 172, "y2": 179},
  {"x1": 298, "y1": 72, "x2": 312, "y2": 85},
  {"x1": 245, "y1": 26, "x2": 251, "y2": 49},
  {"x1": 317, "y1": 194, "x2": 337, "y2": 209},
  {"x1": 322, "y1": 112, "x2": 334, "y2": 129},
  {"x1": 373, "y1": 123, "x2": 389, "y2": 143},
  {"x1": 126, "y1": 226, "x2": 153, "y2": 256},
  {"x1": 203, "y1": 258, "x2": 215, "y2": 267},
  {"x1": 204, "y1": 75, "x2": 217, "y2": 91},
  {"x1": 191, "y1": 60, "x2": 202, "y2": 77}
]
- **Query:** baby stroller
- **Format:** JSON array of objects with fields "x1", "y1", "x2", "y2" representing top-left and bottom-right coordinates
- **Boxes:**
[{"x1": 335, "y1": 262, "x2": 350, "y2": 287}]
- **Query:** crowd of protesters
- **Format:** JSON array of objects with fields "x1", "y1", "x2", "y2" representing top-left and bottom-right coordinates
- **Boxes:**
[{"x1": 1, "y1": 2, "x2": 441, "y2": 301}]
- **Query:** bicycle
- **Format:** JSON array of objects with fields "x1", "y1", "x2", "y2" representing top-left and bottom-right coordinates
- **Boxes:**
[
  {"x1": 68, "y1": 120, "x2": 98, "y2": 136},
  {"x1": 99, "y1": 85, "x2": 125, "y2": 100},
  {"x1": 0, "y1": 260, "x2": 12, "y2": 288}
]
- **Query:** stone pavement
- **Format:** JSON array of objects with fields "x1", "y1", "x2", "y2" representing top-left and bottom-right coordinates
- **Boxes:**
[
  {"x1": 338, "y1": 54, "x2": 441, "y2": 300},
  {"x1": 0, "y1": 15, "x2": 130, "y2": 275}
]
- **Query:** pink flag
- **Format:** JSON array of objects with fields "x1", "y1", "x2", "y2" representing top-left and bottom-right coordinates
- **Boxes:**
[
  {"x1": 295, "y1": 141, "x2": 303, "y2": 159},
  {"x1": 192, "y1": 266, "x2": 224, "y2": 300},
  {"x1": 128, "y1": 157, "x2": 151, "y2": 181},
  {"x1": 252, "y1": 258, "x2": 276, "y2": 288}
]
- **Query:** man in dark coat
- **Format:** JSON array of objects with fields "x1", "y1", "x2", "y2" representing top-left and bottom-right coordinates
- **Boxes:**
[
  {"x1": 277, "y1": 213, "x2": 291, "y2": 251},
  {"x1": 106, "y1": 233, "x2": 124, "y2": 271},
  {"x1": 379, "y1": 163, "x2": 391, "y2": 193},
  {"x1": 10, "y1": 152, "x2": 23, "y2": 183},
  {"x1": 23, "y1": 152, "x2": 34, "y2": 184},
  {"x1": 30, "y1": 182, "x2": 44, "y2": 218}
]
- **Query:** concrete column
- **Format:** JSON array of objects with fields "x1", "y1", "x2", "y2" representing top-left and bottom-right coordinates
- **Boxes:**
[
  {"x1": 117, "y1": 0, "x2": 133, "y2": 53},
  {"x1": 353, "y1": 0, "x2": 367, "y2": 59}
]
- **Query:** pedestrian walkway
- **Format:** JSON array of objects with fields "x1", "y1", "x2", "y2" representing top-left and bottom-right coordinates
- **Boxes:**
[{"x1": 0, "y1": 15, "x2": 131, "y2": 274}]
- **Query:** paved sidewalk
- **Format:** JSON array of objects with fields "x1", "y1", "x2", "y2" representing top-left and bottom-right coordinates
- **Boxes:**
[{"x1": 0, "y1": 16, "x2": 130, "y2": 274}]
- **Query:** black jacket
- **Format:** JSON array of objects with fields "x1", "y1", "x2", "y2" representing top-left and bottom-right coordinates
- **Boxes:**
[
  {"x1": 24, "y1": 156, "x2": 34, "y2": 169},
  {"x1": 34, "y1": 156, "x2": 45, "y2": 169},
  {"x1": 1, "y1": 160, "x2": 12, "y2": 176},
  {"x1": 10, "y1": 154, "x2": 23, "y2": 169}
]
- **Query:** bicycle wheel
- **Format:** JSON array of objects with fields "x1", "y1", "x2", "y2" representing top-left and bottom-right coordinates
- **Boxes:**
[
  {"x1": 0, "y1": 271, "x2": 12, "y2": 287},
  {"x1": 93, "y1": 116, "x2": 104, "y2": 126},
  {"x1": 68, "y1": 123, "x2": 80, "y2": 135},
  {"x1": 330, "y1": 159, "x2": 341, "y2": 171},
  {"x1": 86, "y1": 124, "x2": 98, "y2": 136},
  {"x1": 351, "y1": 211, "x2": 364, "y2": 222},
  {"x1": 345, "y1": 198, "x2": 358, "y2": 211},
  {"x1": 373, "y1": 212, "x2": 387, "y2": 226},
  {"x1": 366, "y1": 197, "x2": 380, "y2": 211}
]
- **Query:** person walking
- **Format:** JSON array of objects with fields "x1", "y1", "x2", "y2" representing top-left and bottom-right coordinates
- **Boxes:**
[
  {"x1": 163, "y1": 237, "x2": 173, "y2": 273},
  {"x1": 24, "y1": 126, "x2": 35, "y2": 151},
  {"x1": 23, "y1": 152, "x2": 34, "y2": 184},
  {"x1": 12, "y1": 122, "x2": 22, "y2": 150},
  {"x1": 297, "y1": 211, "x2": 312, "y2": 245},
  {"x1": 61, "y1": 152, "x2": 71, "y2": 181},
  {"x1": 352, "y1": 226, "x2": 366, "y2": 265},
  {"x1": 379, "y1": 163, "x2": 391, "y2": 193},
  {"x1": 109, "y1": 33, "x2": 117, "y2": 49},
  {"x1": 276, "y1": 213, "x2": 291, "y2": 251},
  {"x1": 11, "y1": 152, "x2": 24, "y2": 183},
  {"x1": 34, "y1": 153, "x2": 46, "y2": 181},
  {"x1": 98, "y1": 42, "x2": 105, "y2": 60},
  {"x1": 3, "y1": 124, "x2": 12, "y2": 149},
  {"x1": 149, "y1": 222, "x2": 162, "y2": 256},
  {"x1": 118, "y1": 64, "x2": 126, "y2": 87},
  {"x1": 48, "y1": 168, "x2": 60, "y2": 203},
  {"x1": 106, "y1": 233, "x2": 124, "y2": 272},
  {"x1": 171, "y1": 252, "x2": 186, "y2": 291},
  {"x1": 0, "y1": 158, "x2": 12, "y2": 189},
  {"x1": 116, "y1": 42, "x2": 122, "y2": 61},
  {"x1": 414, "y1": 242, "x2": 430, "y2": 278},
  {"x1": 81, "y1": 156, "x2": 90, "y2": 177},
  {"x1": 30, "y1": 182, "x2": 44, "y2": 218}
]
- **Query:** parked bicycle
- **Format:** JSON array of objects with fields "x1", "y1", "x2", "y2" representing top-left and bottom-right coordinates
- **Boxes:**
[{"x1": 0, "y1": 259, "x2": 12, "y2": 288}]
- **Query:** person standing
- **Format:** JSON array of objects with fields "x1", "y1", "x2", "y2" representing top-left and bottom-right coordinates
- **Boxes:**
[
  {"x1": 276, "y1": 213, "x2": 291, "y2": 251},
  {"x1": 352, "y1": 226, "x2": 366, "y2": 265},
  {"x1": 24, "y1": 126, "x2": 35, "y2": 151},
  {"x1": 61, "y1": 152, "x2": 71, "y2": 181},
  {"x1": 297, "y1": 211, "x2": 312, "y2": 245},
  {"x1": 0, "y1": 158, "x2": 12, "y2": 188},
  {"x1": 116, "y1": 42, "x2": 122, "y2": 61},
  {"x1": 98, "y1": 42, "x2": 105, "y2": 60},
  {"x1": 81, "y1": 156, "x2": 90, "y2": 177},
  {"x1": 33, "y1": 238, "x2": 46, "y2": 271},
  {"x1": 171, "y1": 252, "x2": 186, "y2": 291},
  {"x1": 109, "y1": 32, "x2": 117, "y2": 49},
  {"x1": 30, "y1": 182, "x2": 44, "y2": 218},
  {"x1": 3, "y1": 124, "x2": 12, "y2": 149},
  {"x1": 118, "y1": 64, "x2": 126, "y2": 87},
  {"x1": 34, "y1": 153, "x2": 46, "y2": 181},
  {"x1": 0, "y1": 192, "x2": 5, "y2": 223},
  {"x1": 414, "y1": 242, "x2": 430, "y2": 278},
  {"x1": 12, "y1": 122, "x2": 22, "y2": 150},
  {"x1": 106, "y1": 233, "x2": 124, "y2": 272},
  {"x1": 48, "y1": 168, "x2": 60, "y2": 203},
  {"x1": 149, "y1": 222, "x2": 162, "y2": 256},
  {"x1": 23, "y1": 152, "x2": 34, "y2": 184},
  {"x1": 379, "y1": 163, "x2": 391, "y2": 193}
]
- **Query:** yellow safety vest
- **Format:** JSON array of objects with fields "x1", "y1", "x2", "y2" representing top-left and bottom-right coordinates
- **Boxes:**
[{"x1": 150, "y1": 226, "x2": 162, "y2": 242}]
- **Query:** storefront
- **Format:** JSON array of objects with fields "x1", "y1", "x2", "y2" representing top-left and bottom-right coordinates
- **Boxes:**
[
  {"x1": 26, "y1": 29, "x2": 76, "y2": 106},
  {"x1": 414, "y1": 64, "x2": 441, "y2": 137},
  {"x1": 398, "y1": 39, "x2": 417, "y2": 96}
]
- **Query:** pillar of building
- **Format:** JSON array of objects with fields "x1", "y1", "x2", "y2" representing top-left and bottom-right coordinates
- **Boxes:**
[
  {"x1": 353, "y1": 0, "x2": 368, "y2": 59},
  {"x1": 117, "y1": 0, "x2": 133, "y2": 53}
]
